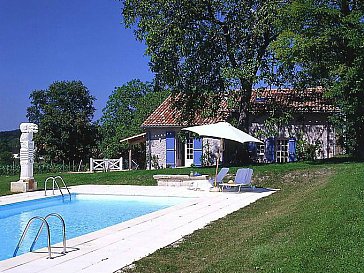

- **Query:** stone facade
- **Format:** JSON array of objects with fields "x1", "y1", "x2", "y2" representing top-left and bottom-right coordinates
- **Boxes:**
[
  {"x1": 250, "y1": 113, "x2": 338, "y2": 161},
  {"x1": 146, "y1": 129, "x2": 167, "y2": 169},
  {"x1": 145, "y1": 128, "x2": 222, "y2": 169},
  {"x1": 145, "y1": 113, "x2": 339, "y2": 168}
]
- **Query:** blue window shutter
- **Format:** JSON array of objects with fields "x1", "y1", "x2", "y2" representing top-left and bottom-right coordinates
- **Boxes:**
[
  {"x1": 289, "y1": 138, "x2": 297, "y2": 162},
  {"x1": 166, "y1": 131, "x2": 175, "y2": 167},
  {"x1": 247, "y1": 142, "x2": 257, "y2": 155},
  {"x1": 265, "y1": 137, "x2": 275, "y2": 162},
  {"x1": 193, "y1": 138, "x2": 203, "y2": 167}
]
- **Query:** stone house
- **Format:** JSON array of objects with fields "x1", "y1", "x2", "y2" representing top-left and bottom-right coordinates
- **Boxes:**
[{"x1": 141, "y1": 87, "x2": 340, "y2": 169}]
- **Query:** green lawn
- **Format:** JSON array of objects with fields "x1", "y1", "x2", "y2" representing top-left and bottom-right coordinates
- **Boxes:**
[
  {"x1": 118, "y1": 161, "x2": 363, "y2": 273},
  {"x1": 1, "y1": 161, "x2": 363, "y2": 272}
]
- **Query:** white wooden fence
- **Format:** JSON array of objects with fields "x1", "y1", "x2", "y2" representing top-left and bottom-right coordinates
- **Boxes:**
[{"x1": 89, "y1": 158, "x2": 123, "y2": 173}]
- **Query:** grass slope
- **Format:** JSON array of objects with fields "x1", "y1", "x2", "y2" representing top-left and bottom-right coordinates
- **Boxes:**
[{"x1": 118, "y1": 163, "x2": 364, "y2": 273}]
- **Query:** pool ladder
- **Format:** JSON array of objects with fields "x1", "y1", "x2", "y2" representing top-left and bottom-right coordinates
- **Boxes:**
[
  {"x1": 44, "y1": 176, "x2": 71, "y2": 200},
  {"x1": 13, "y1": 213, "x2": 67, "y2": 259}
]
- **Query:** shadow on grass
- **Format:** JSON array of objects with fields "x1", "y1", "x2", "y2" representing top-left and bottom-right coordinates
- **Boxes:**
[{"x1": 306, "y1": 155, "x2": 362, "y2": 165}]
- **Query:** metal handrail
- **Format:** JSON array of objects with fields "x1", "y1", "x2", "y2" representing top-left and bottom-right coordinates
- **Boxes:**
[
  {"x1": 44, "y1": 177, "x2": 55, "y2": 196},
  {"x1": 53, "y1": 179, "x2": 64, "y2": 196},
  {"x1": 44, "y1": 176, "x2": 71, "y2": 201},
  {"x1": 55, "y1": 176, "x2": 71, "y2": 198},
  {"x1": 30, "y1": 213, "x2": 67, "y2": 254},
  {"x1": 13, "y1": 216, "x2": 52, "y2": 259}
]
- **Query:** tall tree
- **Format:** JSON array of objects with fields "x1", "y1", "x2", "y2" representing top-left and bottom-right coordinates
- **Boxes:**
[
  {"x1": 273, "y1": 0, "x2": 364, "y2": 158},
  {"x1": 27, "y1": 81, "x2": 98, "y2": 162},
  {"x1": 122, "y1": 0, "x2": 288, "y2": 130},
  {"x1": 0, "y1": 130, "x2": 20, "y2": 153},
  {"x1": 99, "y1": 79, "x2": 168, "y2": 158}
]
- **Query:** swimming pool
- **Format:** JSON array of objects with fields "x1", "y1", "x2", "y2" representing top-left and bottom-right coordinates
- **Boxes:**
[{"x1": 0, "y1": 194, "x2": 188, "y2": 261}]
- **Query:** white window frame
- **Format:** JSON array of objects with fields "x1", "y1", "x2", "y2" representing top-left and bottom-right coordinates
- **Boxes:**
[
  {"x1": 257, "y1": 144, "x2": 265, "y2": 156},
  {"x1": 276, "y1": 139, "x2": 289, "y2": 163},
  {"x1": 186, "y1": 138, "x2": 193, "y2": 160}
]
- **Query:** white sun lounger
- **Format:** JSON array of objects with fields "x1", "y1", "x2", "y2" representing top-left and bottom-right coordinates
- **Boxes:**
[
  {"x1": 209, "y1": 167, "x2": 230, "y2": 186},
  {"x1": 219, "y1": 168, "x2": 254, "y2": 192},
  {"x1": 189, "y1": 168, "x2": 229, "y2": 190}
]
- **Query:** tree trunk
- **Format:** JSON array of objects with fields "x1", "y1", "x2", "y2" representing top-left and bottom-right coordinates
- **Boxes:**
[
  {"x1": 353, "y1": 120, "x2": 364, "y2": 160},
  {"x1": 237, "y1": 81, "x2": 253, "y2": 132}
]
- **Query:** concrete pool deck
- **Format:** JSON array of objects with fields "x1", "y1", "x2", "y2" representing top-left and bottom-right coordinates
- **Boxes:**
[{"x1": 0, "y1": 185, "x2": 276, "y2": 273}]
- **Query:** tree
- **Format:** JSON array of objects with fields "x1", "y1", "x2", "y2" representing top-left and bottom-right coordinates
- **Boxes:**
[
  {"x1": 0, "y1": 151, "x2": 13, "y2": 165},
  {"x1": 0, "y1": 130, "x2": 21, "y2": 154},
  {"x1": 27, "y1": 81, "x2": 99, "y2": 163},
  {"x1": 122, "y1": 0, "x2": 288, "y2": 130},
  {"x1": 272, "y1": 0, "x2": 364, "y2": 158},
  {"x1": 99, "y1": 80, "x2": 168, "y2": 159}
]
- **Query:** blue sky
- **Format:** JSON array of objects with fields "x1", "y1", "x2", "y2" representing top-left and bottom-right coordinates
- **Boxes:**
[{"x1": 0, "y1": 0, "x2": 153, "y2": 131}]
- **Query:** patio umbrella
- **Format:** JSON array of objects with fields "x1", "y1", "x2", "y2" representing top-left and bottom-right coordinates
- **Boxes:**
[{"x1": 182, "y1": 122, "x2": 263, "y2": 187}]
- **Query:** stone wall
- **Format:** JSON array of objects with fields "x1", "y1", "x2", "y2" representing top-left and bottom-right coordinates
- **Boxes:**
[
  {"x1": 145, "y1": 112, "x2": 338, "y2": 167},
  {"x1": 202, "y1": 137, "x2": 221, "y2": 166},
  {"x1": 146, "y1": 128, "x2": 167, "y2": 169},
  {"x1": 250, "y1": 113, "x2": 337, "y2": 159},
  {"x1": 146, "y1": 129, "x2": 222, "y2": 169}
]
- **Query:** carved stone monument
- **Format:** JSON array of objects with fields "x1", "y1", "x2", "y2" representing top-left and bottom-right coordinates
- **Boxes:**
[{"x1": 10, "y1": 123, "x2": 39, "y2": 192}]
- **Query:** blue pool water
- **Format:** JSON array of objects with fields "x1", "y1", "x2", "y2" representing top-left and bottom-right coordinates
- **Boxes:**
[{"x1": 0, "y1": 194, "x2": 187, "y2": 261}]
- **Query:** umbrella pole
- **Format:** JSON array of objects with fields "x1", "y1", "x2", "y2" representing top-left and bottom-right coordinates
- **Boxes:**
[
  {"x1": 214, "y1": 138, "x2": 223, "y2": 188},
  {"x1": 214, "y1": 154, "x2": 219, "y2": 187}
]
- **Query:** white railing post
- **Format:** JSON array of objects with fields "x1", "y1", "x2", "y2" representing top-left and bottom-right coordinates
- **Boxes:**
[
  {"x1": 104, "y1": 159, "x2": 108, "y2": 172},
  {"x1": 89, "y1": 158, "x2": 126, "y2": 172},
  {"x1": 90, "y1": 158, "x2": 94, "y2": 173}
]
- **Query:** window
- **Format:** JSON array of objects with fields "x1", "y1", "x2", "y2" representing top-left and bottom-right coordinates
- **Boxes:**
[
  {"x1": 186, "y1": 138, "x2": 193, "y2": 160},
  {"x1": 276, "y1": 139, "x2": 289, "y2": 163},
  {"x1": 257, "y1": 144, "x2": 265, "y2": 155}
]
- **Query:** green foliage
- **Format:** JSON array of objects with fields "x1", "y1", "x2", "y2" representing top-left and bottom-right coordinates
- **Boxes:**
[
  {"x1": 0, "y1": 130, "x2": 20, "y2": 154},
  {"x1": 201, "y1": 140, "x2": 215, "y2": 167},
  {"x1": 254, "y1": 111, "x2": 293, "y2": 139},
  {"x1": 27, "y1": 81, "x2": 99, "y2": 163},
  {"x1": 0, "y1": 151, "x2": 13, "y2": 165},
  {"x1": 99, "y1": 80, "x2": 168, "y2": 160},
  {"x1": 122, "y1": 0, "x2": 288, "y2": 129},
  {"x1": 0, "y1": 162, "x2": 87, "y2": 176},
  {"x1": 150, "y1": 154, "x2": 160, "y2": 169},
  {"x1": 273, "y1": 0, "x2": 364, "y2": 158},
  {"x1": 296, "y1": 138, "x2": 321, "y2": 161}
]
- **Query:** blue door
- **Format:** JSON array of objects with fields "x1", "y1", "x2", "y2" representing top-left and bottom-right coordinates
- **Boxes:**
[{"x1": 289, "y1": 138, "x2": 297, "y2": 162}]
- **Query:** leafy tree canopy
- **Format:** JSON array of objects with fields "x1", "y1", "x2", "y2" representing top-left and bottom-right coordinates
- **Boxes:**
[
  {"x1": 273, "y1": 0, "x2": 364, "y2": 158},
  {"x1": 0, "y1": 130, "x2": 20, "y2": 154},
  {"x1": 99, "y1": 79, "x2": 168, "y2": 159},
  {"x1": 0, "y1": 151, "x2": 13, "y2": 165},
  {"x1": 122, "y1": 0, "x2": 288, "y2": 130},
  {"x1": 27, "y1": 81, "x2": 99, "y2": 163}
]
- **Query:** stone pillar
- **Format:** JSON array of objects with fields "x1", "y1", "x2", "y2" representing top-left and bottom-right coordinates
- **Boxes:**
[{"x1": 11, "y1": 123, "x2": 38, "y2": 193}]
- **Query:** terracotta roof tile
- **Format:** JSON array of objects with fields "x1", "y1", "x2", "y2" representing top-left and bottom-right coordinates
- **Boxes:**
[
  {"x1": 142, "y1": 88, "x2": 337, "y2": 127},
  {"x1": 142, "y1": 95, "x2": 227, "y2": 128},
  {"x1": 250, "y1": 87, "x2": 337, "y2": 113}
]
